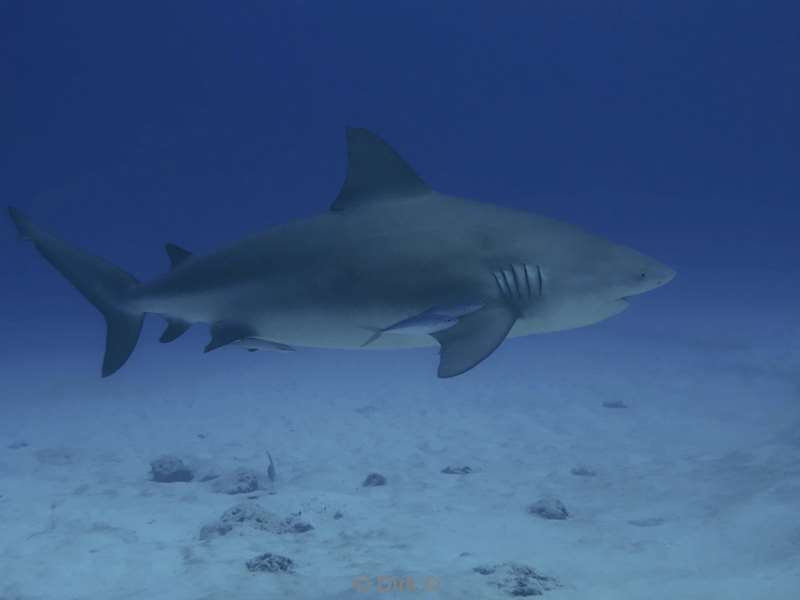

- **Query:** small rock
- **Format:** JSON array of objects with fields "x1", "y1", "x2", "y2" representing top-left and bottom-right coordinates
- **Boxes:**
[
  {"x1": 628, "y1": 517, "x2": 665, "y2": 527},
  {"x1": 220, "y1": 502, "x2": 283, "y2": 531},
  {"x1": 150, "y1": 455, "x2": 194, "y2": 483},
  {"x1": 246, "y1": 552, "x2": 294, "y2": 573},
  {"x1": 287, "y1": 520, "x2": 314, "y2": 533},
  {"x1": 283, "y1": 511, "x2": 314, "y2": 533},
  {"x1": 570, "y1": 466, "x2": 596, "y2": 477},
  {"x1": 200, "y1": 501, "x2": 314, "y2": 539},
  {"x1": 527, "y1": 497, "x2": 569, "y2": 520},
  {"x1": 7, "y1": 441, "x2": 28, "y2": 450},
  {"x1": 333, "y1": 511, "x2": 344, "y2": 520},
  {"x1": 474, "y1": 562, "x2": 559, "y2": 596},
  {"x1": 199, "y1": 521, "x2": 232, "y2": 540},
  {"x1": 362, "y1": 473, "x2": 387, "y2": 487},
  {"x1": 212, "y1": 468, "x2": 261, "y2": 494},
  {"x1": 442, "y1": 465, "x2": 472, "y2": 475},
  {"x1": 602, "y1": 400, "x2": 628, "y2": 409}
]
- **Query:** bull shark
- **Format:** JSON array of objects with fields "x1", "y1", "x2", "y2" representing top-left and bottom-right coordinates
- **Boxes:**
[{"x1": 7, "y1": 128, "x2": 675, "y2": 378}]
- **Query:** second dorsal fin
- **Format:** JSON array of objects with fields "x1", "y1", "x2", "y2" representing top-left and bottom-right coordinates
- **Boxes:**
[
  {"x1": 330, "y1": 128, "x2": 431, "y2": 212},
  {"x1": 165, "y1": 243, "x2": 192, "y2": 270}
]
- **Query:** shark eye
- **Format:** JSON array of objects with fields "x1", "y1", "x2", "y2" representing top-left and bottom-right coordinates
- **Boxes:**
[{"x1": 639, "y1": 272, "x2": 647, "y2": 279}]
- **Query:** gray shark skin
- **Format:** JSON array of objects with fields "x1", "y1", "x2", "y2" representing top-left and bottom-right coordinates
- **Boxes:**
[{"x1": 7, "y1": 128, "x2": 675, "y2": 378}]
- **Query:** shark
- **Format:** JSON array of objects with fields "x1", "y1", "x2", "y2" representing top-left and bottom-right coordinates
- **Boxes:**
[{"x1": 7, "y1": 128, "x2": 675, "y2": 378}]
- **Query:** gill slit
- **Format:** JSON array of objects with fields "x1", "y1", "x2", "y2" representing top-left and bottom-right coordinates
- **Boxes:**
[
  {"x1": 536, "y1": 265, "x2": 543, "y2": 296},
  {"x1": 500, "y1": 269, "x2": 514, "y2": 299},
  {"x1": 492, "y1": 271, "x2": 507, "y2": 296},
  {"x1": 510, "y1": 266, "x2": 522, "y2": 300},
  {"x1": 523, "y1": 265, "x2": 532, "y2": 299}
]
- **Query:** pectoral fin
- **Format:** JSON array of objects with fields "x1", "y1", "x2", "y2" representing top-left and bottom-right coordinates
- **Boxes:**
[{"x1": 431, "y1": 304, "x2": 517, "y2": 378}]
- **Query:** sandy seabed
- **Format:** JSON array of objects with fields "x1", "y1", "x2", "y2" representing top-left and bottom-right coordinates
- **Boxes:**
[{"x1": 1, "y1": 299, "x2": 798, "y2": 600}]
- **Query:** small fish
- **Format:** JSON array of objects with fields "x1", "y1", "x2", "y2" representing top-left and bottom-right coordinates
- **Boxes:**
[
  {"x1": 361, "y1": 303, "x2": 483, "y2": 347},
  {"x1": 266, "y1": 451, "x2": 276, "y2": 482},
  {"x1": 233, "y1": 338, "x2": 295, "y2": 353},
  {"x1": 427, "y1": 303, "x2": 484, "y2": 319}
]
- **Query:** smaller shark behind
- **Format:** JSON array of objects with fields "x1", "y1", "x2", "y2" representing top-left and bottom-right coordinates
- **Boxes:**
[{"x1": 8, "y1": 128, "x2": 675, "y2": 378}]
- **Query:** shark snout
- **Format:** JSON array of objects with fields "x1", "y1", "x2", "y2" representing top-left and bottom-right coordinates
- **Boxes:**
[
  {"x1": 653, "y1": 263, "x2": 676, "y2": 287},
  {"x1": 620, "y1": 260, "x2": 676, "y2": 300},
  {"x1": 639, "y1": 262, "x2": 675, "y2": 295}
]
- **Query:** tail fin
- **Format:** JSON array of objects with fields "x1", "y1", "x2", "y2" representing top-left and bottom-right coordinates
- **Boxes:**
[
  {"x1": 360, "y1": 327, "x2": 383, "y2": 348},
  {"x1": 8, "y1": 207, "x2": 143, "y2": 377}
]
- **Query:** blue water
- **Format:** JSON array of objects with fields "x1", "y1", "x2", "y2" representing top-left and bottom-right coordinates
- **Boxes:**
[{"x1": 2, "y1": 3, "x2": 798, "y2": 599}]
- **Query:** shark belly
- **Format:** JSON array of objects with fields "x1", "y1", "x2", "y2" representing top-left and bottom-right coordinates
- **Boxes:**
[
  {"x1": 201, "y1": 286, "x2": 628, "y2": 351},
  {"x1": 134, "y1": 260, "x2": 478, "y2": 350},
  {"x1": 246, "y1": 276, "x2": 481, "y2": 350}
]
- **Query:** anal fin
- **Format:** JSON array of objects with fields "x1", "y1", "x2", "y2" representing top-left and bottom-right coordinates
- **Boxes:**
[
  {"x1": 159, "y1": 319, "x2": 191, "y2": 343},
  {"x1": 205, "y1": 321, "x2": 255, "y2": 353},
  {"x1": 431, "y1": 304, "x2": 517, "y2": 378}
]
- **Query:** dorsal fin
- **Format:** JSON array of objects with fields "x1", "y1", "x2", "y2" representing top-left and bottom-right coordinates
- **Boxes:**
[
  {"x1": 330, "y1": 128, "x2": 431, "y2": 212},
  {"x1": 165, "y1": 243, "x2": 192, "y2": 269}
]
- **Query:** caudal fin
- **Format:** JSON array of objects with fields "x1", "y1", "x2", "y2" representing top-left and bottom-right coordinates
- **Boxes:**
[
  {"x1": 360, "y1": 328, "x2": 383, "y2": 348},
  {"x1": 8, "y1": 207, "x2": 143, "y2": 377}
]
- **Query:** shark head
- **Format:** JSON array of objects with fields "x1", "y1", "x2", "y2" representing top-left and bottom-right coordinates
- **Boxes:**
[
  {"x1": 550, "y1": 232, "x2": 676, "y2": 306},
  {"x1": 510, "y1": 229, "x2": 675, "y2": 335},
  {"x1": 602, "y1": 243, "x2": 676, "y2": 302},
  {"x1": 506, "y1": 217, "x2": 675, "y2": 330}
]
